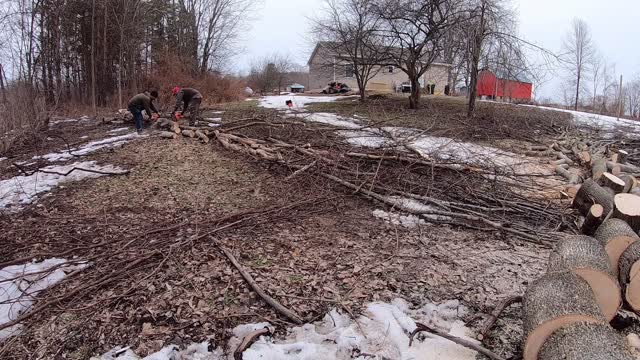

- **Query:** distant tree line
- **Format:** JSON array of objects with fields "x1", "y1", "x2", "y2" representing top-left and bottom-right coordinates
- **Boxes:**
[{"x1": 0, "y1": 0, "x2": 253, "y2": 109}]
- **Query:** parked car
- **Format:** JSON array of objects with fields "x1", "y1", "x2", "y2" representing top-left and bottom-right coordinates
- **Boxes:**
[{"x1": 322, "y1": 82, "x2": 351, "y2": 94}]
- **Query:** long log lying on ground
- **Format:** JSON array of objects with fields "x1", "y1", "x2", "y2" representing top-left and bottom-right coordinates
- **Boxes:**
[
  {"x1": 594, "y1": 219, "x2": 639, "y2": 276},
  {"x1": 619, "y1": 241, "x2": 640, "y2": 312},
  {"x1": 608, "y1": 161, "x2": 640, "y2": 174},
  {"x1": 522, "y1": 272, "x2": 606, "y2": 360},
  {"x1": 538, "y1": 322, "x2": 635, "y2": 360},
  {"x1": 572, "y1": 179, "x2": 614, "y2": 217},
  {"x1": 581, "y1": 204, "x2": 604, "y2": 236},
  {"x1": 547, "y1": 235, "x2": 621, "y2": 320},
  {"x1": 612, "y1": 194, "x2": 640, "y2": 232}
]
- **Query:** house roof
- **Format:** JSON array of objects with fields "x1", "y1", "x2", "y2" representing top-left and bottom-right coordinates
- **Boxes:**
[{"x1": 308, "y1": 41, "x2": 451, "y2": 67}]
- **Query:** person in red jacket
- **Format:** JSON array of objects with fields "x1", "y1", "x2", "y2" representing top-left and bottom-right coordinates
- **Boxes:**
[{"x1": 172, "y1": 87, "x2": 203, "y2": 126}]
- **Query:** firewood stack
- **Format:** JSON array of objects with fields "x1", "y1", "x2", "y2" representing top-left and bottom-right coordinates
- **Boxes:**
[
  {"x1": 521, "y1": 149, "x2": 640, "y2": 359},
  {"x1": 155, "y1": 118, "x2": 213, "y2": 144}
]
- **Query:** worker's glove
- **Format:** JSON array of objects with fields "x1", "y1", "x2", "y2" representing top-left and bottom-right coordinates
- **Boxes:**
[{"x1": 151, "y1": 113, "x2": 159, "y2": 121}]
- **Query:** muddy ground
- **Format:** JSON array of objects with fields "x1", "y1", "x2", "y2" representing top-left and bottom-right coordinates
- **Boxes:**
[{"x1": 0, "y1": 97, "x2": 574, "y2": 359}]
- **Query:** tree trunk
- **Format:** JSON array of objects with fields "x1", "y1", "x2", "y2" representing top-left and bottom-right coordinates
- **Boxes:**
[
  {"x1": 409, "y1": 75, "x2": 421, "y2": 110},
  {"x1": 547, "y1": 235, "x2": 620, "y2": 321},
  {"x1": 539, "y1": 322, "x2": 634, "y2": 360},
  {"x1": 467, "y1": 1, "x2": 486, "y2": 118},
  {"x1": 523, "y1": 271, "x2": 606, "y2": 360},
  {"x1": 574, "y1": 69, "x2": 581, "y2": 111},
  {"x1": 91, "y1": 0, "x2": 97, "y2": 115}
]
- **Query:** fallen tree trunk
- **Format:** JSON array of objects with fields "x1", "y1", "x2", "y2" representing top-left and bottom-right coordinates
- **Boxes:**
[
  {"x1": 523, "y1": 271, "x2": 606, "y2": 360},
  {"x1": 538, "y1": 322, "x2": 634, "y2": 360},
  {"x1": 581, "y1": 205, "x2": 604, "y2": 235},
  {"x1": 572, "y1": 179, "x2": 614, "y2": 217},
  {"x1": 547, "y1": 235, "x2": 621, "y2": 320},
  {"x1": 594, "y1": 219, "x2": 639, "y2": 276},
  {"x1": 608, "y1": 161, "x2": 640, "y2": 174},
  {"x1": 613, "y1": 194, "x2": 640, "y2": 232},
  {"x1": 619, "y1": 241, "x2": 640, "y2": 313},
  {"x1": 556, "y1": 152, "x2": 574, "y2": 166}
]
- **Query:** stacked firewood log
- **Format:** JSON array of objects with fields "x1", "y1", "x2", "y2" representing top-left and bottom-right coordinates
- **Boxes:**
[
  {"x1": 155, "y1": 118, "x2": 218, "y2": 144},
  {"x1": 522, "y1": 147, "x2": 640, "y2": 359}
]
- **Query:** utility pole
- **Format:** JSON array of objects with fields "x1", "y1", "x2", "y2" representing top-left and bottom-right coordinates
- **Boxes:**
[{"x1": 617, "y1": 75, "x2": 623, "y2": 120}]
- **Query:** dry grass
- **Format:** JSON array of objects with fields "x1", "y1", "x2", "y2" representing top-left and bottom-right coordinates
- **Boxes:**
[{"x1": 0, "y1": 83, "x2": 48, "y2": 155}]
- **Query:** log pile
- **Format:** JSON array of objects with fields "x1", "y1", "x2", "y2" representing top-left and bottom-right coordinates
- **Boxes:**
[{"x1": 519, "y1": 149, "x2": 640, "y2": 359}]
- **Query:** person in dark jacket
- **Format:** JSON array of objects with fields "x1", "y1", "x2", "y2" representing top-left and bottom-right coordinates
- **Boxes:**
[
  {"x1": 172, "y1": 87, "x2": 203, "y2": 126},
  {"x1": 128, "y1": 91, "x2": 159, "y2": 134}
]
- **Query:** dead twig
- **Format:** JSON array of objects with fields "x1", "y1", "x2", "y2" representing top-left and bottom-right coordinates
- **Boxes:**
[
  {"x1": 477, "y1": 295, "x2": 523, "y2": 341},
  {"x1": 234, "y1": 326, "x2": 273, "y2": 360},
  {"x1": 409, "y1": 322, "x2": 506, "y2": 360},
  {"x1": 214, "y1": 240, "x2": 304, "y2": 324}
]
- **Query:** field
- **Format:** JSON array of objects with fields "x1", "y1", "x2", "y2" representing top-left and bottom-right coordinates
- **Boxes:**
[{"x1": 0, "y1": 94, "x2": 635, "y2": 359}]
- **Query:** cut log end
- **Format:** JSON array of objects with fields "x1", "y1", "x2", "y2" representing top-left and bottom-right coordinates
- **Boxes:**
[
  {"x1": 523, "y1": 315, "x2": 604, "y2": 360},
  {"x1": 572, "y1": 179, "x2": 614, "y2": 217},
  {"x1": 538, "y1": 322, "x2": 635, "y2": 360},
  {"x1": 573, "y1": 268, "x2": 621, "y2": 320},
  {"x1": 627, "y1": 261, "x2": 640, "y2": 312},
  {"x1": 613, "y1": 194, "x2": 640, "y2": 232},
  {"x1": 605, "y1": 236, "x2": 638, "y2": 277},
  {"x1": 602, "y1": 173, "x2": 626, "y2": 194},
  {"x1": 581, "y1": 204, "x2": 604, "y2": 235},
  {"x1": 523, "y1": 272, "x2": 606, "y2": 360}
]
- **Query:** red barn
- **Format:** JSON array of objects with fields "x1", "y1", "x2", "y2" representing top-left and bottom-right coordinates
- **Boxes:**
[{"x1": 476, "y1": 69, "x2": 533, "y2": 101}]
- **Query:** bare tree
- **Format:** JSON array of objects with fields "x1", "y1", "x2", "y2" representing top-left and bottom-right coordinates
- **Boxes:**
[
  {"x1": 248, "y1": 54, "x2": 294, "y2": 95},
  {"x1": 562, "y1": 18, "x2": 596, "y2": 111},
  {"x1": 312, "y1": 0, "x2": 385, "y2": 102},
  {"x1": 590, "y1": 52, "x2": 602, "y2": 112},
  {"x1": 375, "y1": 0, "x2": 465, "y2": 109},
  {"x1": 626, "y1": 76, "x2": 640, "y2": 119}
]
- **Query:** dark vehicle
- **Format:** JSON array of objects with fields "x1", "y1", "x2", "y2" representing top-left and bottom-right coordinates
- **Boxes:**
[{"x1": 322, "y1": 82, "x2": 352, "y2": 94}]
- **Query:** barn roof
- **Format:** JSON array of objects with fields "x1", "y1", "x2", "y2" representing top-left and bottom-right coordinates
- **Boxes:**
[{"x1": 482, "y1": 68, "x2": 532, "y2": 84}]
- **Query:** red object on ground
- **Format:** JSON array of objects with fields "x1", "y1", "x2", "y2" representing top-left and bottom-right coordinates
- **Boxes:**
[
  {"x1": 172, "y1": 86, "x2": 181, "y2": 96},
  {"x1": 476, "y1": 70, "x2": 532, "y2": 101}
]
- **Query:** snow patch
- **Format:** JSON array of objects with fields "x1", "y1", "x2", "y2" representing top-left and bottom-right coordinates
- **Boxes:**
[
  {"x1": 524, "y1": 105, "x2": 640, "y2": 132},
  {"x1": 0, "y1": 161, "x2": 125, "y2": 211},
  {"x1": 0, "y1": 157, "x2": 6, "y2": 163},
  {"x1": 97, "y1": 299, "x2": 476, "y2": 360},
  {"x1": 0, "y1": 259, "x2": 86, "y2": 340},
  {"x1": 373, "y1": 209, "x2": 427, "y2": 228},
  {"x1": 34, "y1": 133, "x2": 142, "y2": 162},
  {"x1": 294, "y1": 112, "x2": 363, "y2": 129},
  {"x1": 260, "y1": 95, "x2": 337, "y2": 110},
  {"x1": 108, "y1": 127, "x2": 130, "y2": 134}
]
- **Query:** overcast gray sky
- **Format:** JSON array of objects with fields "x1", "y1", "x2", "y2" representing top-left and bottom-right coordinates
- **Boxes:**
[{"x1": 238, "y1": 0, "x2": 640, "y2": 100}]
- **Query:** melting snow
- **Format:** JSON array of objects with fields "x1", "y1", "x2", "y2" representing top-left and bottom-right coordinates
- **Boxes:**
[
  {"x1": 96, "y1": 299, "x2": 477, "y2": 360},
  {"x1": 0, "y1": 161, "x2": 125, "y2": 211},
  {"x1": 108, "y1": 127, "x2": 130, "y2": 134},
  {"x1": 294, "y1": 112, "x2": 364, "y2": 129},
  {"x1": 373, "y1": 209, "x2": 427, "y2": 228},
  {"x1": 260, "y1": 95, "x2": 338, "y2": 110},
  {"x1": 0, "y1": 259, "x2": 87, "y2": 340},
  {"x1": 34, "y1": 133, "x2": 142, "y2": 162},
  {"x1": 524, "y1": 105, "x2": 640, "y2": 132}
]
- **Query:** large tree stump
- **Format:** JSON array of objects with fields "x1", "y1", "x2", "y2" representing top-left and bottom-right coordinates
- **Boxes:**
[
  {"x1": 581, "y1": 205, "x2": 604, "y2": 235},
  {"x1": 572, "y1": 179, "x2": 614, "y2": 217},
  {"x1": 523, "y1": 272, "x2": 606, "y2": 360},
  {"x1": 619, "y1": 241, "x2": 640, "y2": 312},
  {"x1": 594, "y1": 219, "x2": 639, "y2": 276},
  {"x1": 612, "y1": 194, "x2": 640, "y2": 232},
  {"x1": 601, "y1": 173, "x2": 626, "y2": 194},
  {"x1": 538, "y1": 322, "x2": 634, "y2": 360},
  {"x1": 547, "y1": 235, "x2": 621, "y2": 320}
]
